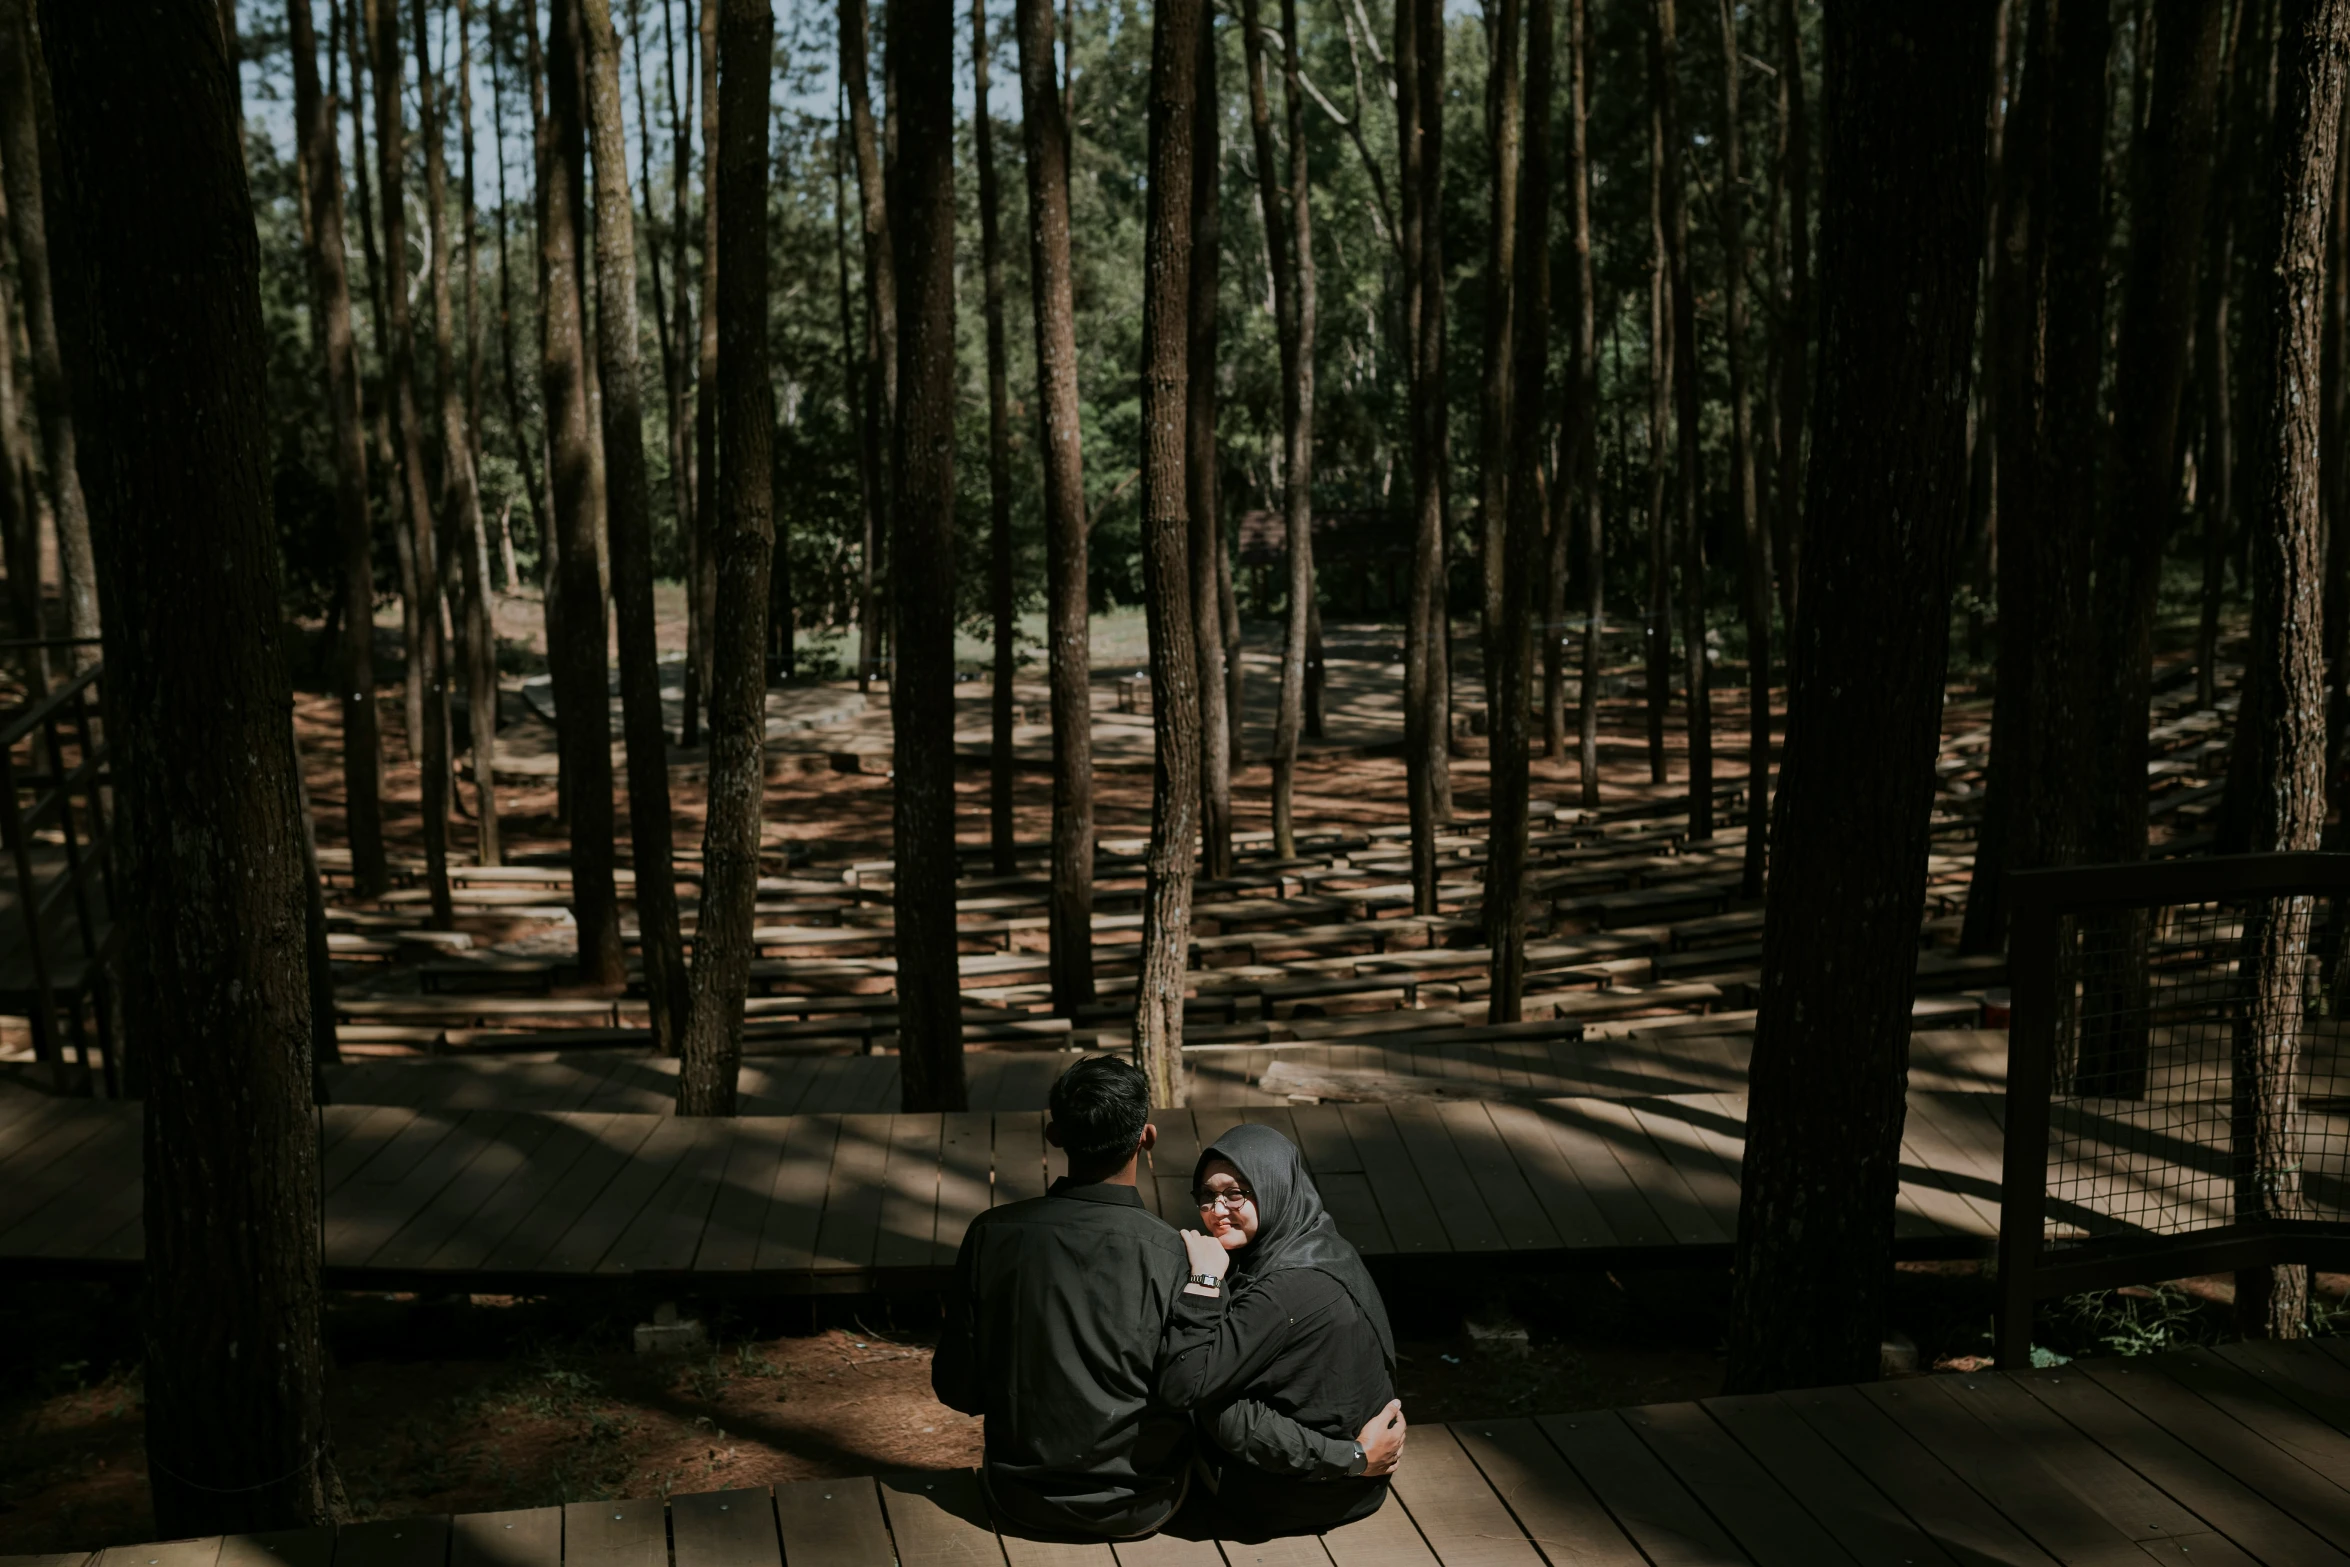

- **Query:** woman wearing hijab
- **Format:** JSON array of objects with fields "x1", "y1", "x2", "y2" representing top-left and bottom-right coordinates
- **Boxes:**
[{"x1": 1157, "y1": 1122, "x2": 1406, "y2": 1539}]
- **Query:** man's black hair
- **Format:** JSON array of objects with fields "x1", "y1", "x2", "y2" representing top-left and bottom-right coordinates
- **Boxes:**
[{"x1": 1048, "y1": 1055, "x2": 1152, "y2": 1164}]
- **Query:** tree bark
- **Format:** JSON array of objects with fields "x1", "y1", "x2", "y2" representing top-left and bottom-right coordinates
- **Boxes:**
[
  {"x1": 1486, "y1": 0, "x2": 1553, "y2": 1026},
  {"x1": 893, "y1": 0, "x2": 968, "y2": 1113},
  {"x1": 843, "y1": 0, "x2": 894, "y2": 693},
  {"x1": 1771, "y1": 0, "x2": 1808, "y2": 636},
  {"x1": 372, "y1": 0, "x2": 456, "y2": 927},
  {"x1": 1477, "y1": 0, "x2": 1521, "y2": 730},
  {"x1": 2229, "y1": 0, "x2": 2348, "y2": 1340},
  {"x1": 1188, "y1": 4, "x2": 1234, "y2": 883},
  {"x1": 579, "y1": 0, "x2": 688, "y2": 1052},
  {"x1": 657, "y1": 0, "x2": 698, "y2": 746},
  {"x1": 413, "y1": 0, "x2": 500, "y2": 873},
  {"x1": 40, "y1": 0, "x2": 337, "y2": 1527},
  {"x1": 677, "y1": 0, "x2": 774, "y2": 1118},
  {"x1": 1134, "y1": 0, "x2": 1206, "y2": 1109},
  {"x1": 1643, "y1": 67, "x2": 1674, "y2": 787},
  {"x1": 1569, "y1": 0, "x2": 1601, "y2": 811},
  {"x1": 1720, "y1": 0, "x2": 1767, "y2": 894},
  {"x1": 488, "y1": 0, "x2": 550, "y2": 618},
  {"x1": 0, "y1": 172, "x2": 39, "y2": 670},
  {"x1": 976, "y1": 0, "x2": 1018, "y2": 877},
  {"x1": 1724, "y1": 0, "x2": 1991, "y2": 1395},
  {"x1": 1018, "y1": 0, "x2": 1096, "y2": 1010},
  {"x1": 540, "y1": 0, "x2": 624, "y2": 985},
  {"x1": 0, "y1": 0, "x2": 99, "y2": 663},
  {"x1": 1401, "y1": 0, "x2": 1452, "y2": 911},
  {"x1": 690, "y1": 0, "x2": 719, "y2": 746},
  {"x1": 288, "y1": 0, "x2": 387, "y2": 897},
  {"x1": 1655, "y1": 0, "x2": 1711, "y2": 840}
]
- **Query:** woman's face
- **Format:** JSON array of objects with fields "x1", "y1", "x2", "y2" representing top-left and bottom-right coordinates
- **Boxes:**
[{"x1": 1194, "y1": 1156, "x2": 1259, "y2": 1252}]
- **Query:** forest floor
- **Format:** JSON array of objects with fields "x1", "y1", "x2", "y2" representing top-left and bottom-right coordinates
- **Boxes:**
[{"x1": 0, "y1": 590, "x2": 2333, "y2": 1548}]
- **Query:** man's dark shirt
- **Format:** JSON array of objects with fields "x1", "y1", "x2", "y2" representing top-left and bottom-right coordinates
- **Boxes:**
[{"x1": 932, "y1": 1177, "x2": 1343, "y2": 1539}]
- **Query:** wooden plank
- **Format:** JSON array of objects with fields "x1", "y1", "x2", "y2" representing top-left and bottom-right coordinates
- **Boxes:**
[
  {"x1": 1479, "y1": 1102, "x2": 1616, "y2": 1249},
  {"x1": 0, "y1": 1109, "x2": 132, "y2": 1237},
  {"x1": 523, "y1": 1114, "x2": 703, "y2": 1272},
  {"x1": 1385, "y1": 1421, "x2": 1545, "y2": 1566},
  {"x1": 322, "y1": 1106, "x2": 421, "y2": 1194},
  {"x1": 331, "y1": 1517, "x2": 449, "y2": 1567},
  {"x1": 1288, "y1": 1103, "x2": 1366, "y2": 1174},
  {"x1": 2142, "y1": 1347, "x2": 2350, "y2": 1486},
  {"x1": 875, "y1": 1113, "x2": 946, "y2": 1270},
  {"x1": 1435, "y1": 1101, "x2": 1559, "y2": 1251},
  {"x1": 216, "y1": 1531, "x2": 333, "y2": 1567},
  {"x1": 562, "y1": 1499, "x2": 666, "y2": 1567},
  {"x1": 1701, "y1": 1394, "x2": 1964, "y2": 1567},
  {"x1": 995, "y1": 1538, "x2": 1114, "y2": 1567},
  {"x1": 1337, "y1": 1105, "x2": 1448, "y2": 1255},
  {"x1": 446, "y1": 1112, "x2": 654, "y2": 1274},
  {"x1": 754, "y1": 1114, "x2": 842, "y2": 1273},
  {"x1": 1314, "y1": 1496, "x2": 1440, "y2": 1567},
  {"x1": 811, "y1": 1113, "x2": 895, "y2": 1274},
  {"x1": 1620, "y1": 1402, "x2": 1855, "y2": 1565},
  {"x1": 936, "y1": 1112, "x2": 996, "y2": 1264},
  {"x1": 1618, "y1": 1102, "x2": 1742, "y2": 1246},
  {"x1": 1448, "y1": 1418, "x2": 1644, "y2": 1566},
  {"x1": 874, "y1": 1471, "x2": 1005, "y2": 1567},
  {"x1": 0, "y1": 1115, "x2": 140, "y2": 1256},
  {"x1": 1515, "y1": 1101, "x2": 1672, "y2": 1248},
  {"x1": 95, "y1": 1542, "x2": 221, "y2": 1567},
  {"x1": 1194, "y1": 1534, "x2": 1325, "y2": 1567},
  {"x1": 1384, "y1": 1103, "x2": 1505, "y2": 1252},
  {"x1": 604, "y1": 1116, "x2": 736, "y2": 1274},
  {"x1": 1568, "y1": 1098, "x2": 1721, "y2": 1247},
  {"x1": 773, "y1": 1476, "x2": 898, "y2": 1566},
  {"x1": 1777, "y1": 1384, "x2": 2057, "y2": 1565},
  {"x1": 1146, "y1": 1106, "x2": 1199, "y2": 1222},
  {"x1": 693, "y1": 1118, "x2": 797, "y2": 1272},
  {"x1": 372, "y1": 1113, "x2": 565, "y2": 1272},
  {"x1": 994, "y1": 1111, "x2": 1048, "y2": 1208},
  {"x1": 328, "y1": 1111, "x2": 509, "y2": 1269},
  {"x1": 1534, "y1": 1410, "x2": 1751, "y2": 1566},
  {"x1": 2213, "y1": 1338, "x2": 2350, "y2": 1437},
  {"x1": 449, "y1": 1510, "x2": 560, "y2": 1567},
  {"x1": 669, "y1": 1487, "x2": 782, "y2": 1567}
]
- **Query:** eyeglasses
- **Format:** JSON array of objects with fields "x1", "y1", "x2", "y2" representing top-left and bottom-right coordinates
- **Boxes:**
[{"x1": 1194, "y1": 1188, "x2": 1256, "y2": 1212}]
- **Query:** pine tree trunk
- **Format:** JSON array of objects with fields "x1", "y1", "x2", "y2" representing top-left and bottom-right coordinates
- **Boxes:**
[
  {"x1": 373, "y1": 0, "x2": 456, "y2": 927},
  {"x1": 1486, "y1": 0, "x2": 1553, "y2": 1026},
  {"x1": 842, "y1": 0, "x2": 894, "y2": 693},
  {"x1": 677, "y1": 0, "x2": 774, "y2": 1118},
  {"x1": 1719, "y1": 0, "x2": 1768, "y2": 893},
  {"x1": 1771, "y1": 0, "x2": 1809, "y2": 635},
  {"x1": 691, "y1": 0, "x2": 719, "y2": 746},
  {"x1": 413, "y1": 0, "x2": 500, "y2": 873},
  {"x1": 1188, "y1": 6, "x2": 1234, "y2": 883},
  {"x1": 892, "y1": 0, "x2": 968, "y2": 1113},
  {"x1": 1477, "y1": 0, "x2": 1521, "y2": 729},
  {"x1": 1643, "y1": 71, "x2": 1674, "y2": 787},
  {"x1": 540, "y1": 0, "x2": 624, "y2": 985},
  {"x1": 1017, "y1": 0, "x2": 1096, "y2": 1010},
  {"x1": 40, "y1": 0, "x2": 338, "y2": 1526},
  {"x1": 0, "y1": 0, "x2": 98, "y2": 664},
  {"x1": 288, "y1": 0, "x2": 388, "y2": 897},
  {"x1": 488, "y1": 0, "x2": 550, "y2": 620},
  {"x1": 1725, "y1": 0, "x2": 1992, "y2": 1394},
  {"x1": 2229, "y1": 0, "x2": 2348, "y2": 1340},
  {"x1": 660, "y1": 0, "x2": 699, "y2": 747},
  {"x1": 976, "y1": 0, "x2": 1018, "y2": 876},
  {"x1": 1656, "y1": 0, "x2": 1711, "y2": 840},
  {"x1": 1134, "y1": 0, "x2": 1206, "y2": 1109},
  {"x1": 1569, "y1": 0, "x2": 1602, "y2": 811},
  {"x1": 1401, "y1": 0, "x2": 1452, "y2": 911}
]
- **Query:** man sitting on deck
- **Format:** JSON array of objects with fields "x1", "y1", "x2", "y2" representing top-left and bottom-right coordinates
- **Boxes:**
[{"x1": 932, "y1": 1056, "x2": 1402, "y2": 1539}]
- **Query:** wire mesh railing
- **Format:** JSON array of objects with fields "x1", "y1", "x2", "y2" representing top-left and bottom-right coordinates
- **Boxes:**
[{"x1": 1997, "y1": 853, "x2": 2350, "y2": 1364}]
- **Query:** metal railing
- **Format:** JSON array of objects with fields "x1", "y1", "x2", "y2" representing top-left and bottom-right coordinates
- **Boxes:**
[{"x1": 1997, "y1": 852, "x2": 2350, "y2": 1364}]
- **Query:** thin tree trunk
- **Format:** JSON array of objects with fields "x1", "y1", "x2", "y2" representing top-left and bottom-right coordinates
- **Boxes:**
[
  {"x1": 976, "y1": 0, "x2": 1018, "y2": 876},
  {"x1": 460, "y1": 0, "x2": 483, "y2": 465},
  {"x1": 1725, "y1": 0, "x2": 1992, "y2": 1394},
  {"x1": 373, "y1": 0, "x2": 456, "y2": 926},
  {"x1": 1720, "y1": 0, "x2": 1766, "y2": 892},
  {"x1": 414, "y1": 0, "x2": 499, "y2": 875},
  {"x1": 690, "y1": 0, "x2": 719, "y2": 746},
  {"x1": 1486, "y1": 0, "x2": 1552, "y2": 1025},
  {"x1": 662, "y1": 0, "x2": 700, "y2": 747},
  {"x1": 525, "y1": 0, "x2": 569, "y2": 831},
  {"x1": 843, "y1": 0, "x2": 894, "y2": 693},
  {"x1": 1477, "y1": 0, "x2": 1521, "y2": 729},
  {"x1": 1542, "y1": 435, "x2": 1569, "y2": 760},
  {"x1": 580, "y1": 0, "x2": 687, "y2": 1050},
  {"x1": 0, "y1": 173, "x2": 41, "y2": 673},
  {"x1": 40, "y1": 0, "x2": 338, "y2": 1526},
  {"x1": 1569, "y1": 0, "x2": 1601, "y2": 811},
  {"x1": 2196, "y1": 2, "x2": 2251, "y2": 712},
  {"x1": 1656, "y1": 0, "x2": 1711, "y2": 840},
  {"x1": 489, "y1": 0, "x2": 549, "y2": 604},
  {"x1": 677, "y1": 0, "x2": 774, "y2": 1117},
  {"x1": 1643, "y1": 67, "x2": 1673, "y2": 787},
  {"x1": 2229, "y1": 0, "x2": 2347, "y2": 1341},
  {"x1": 1188, "y1": 3, "x2": 1234, "y2": 882},
  {"x1": 1771, "y1": 0, "x2": 1808, "y2": 635},
  {"x1": 541, "y1": 0, "x2": 624, "y2": 985},
  {"x1": 1134, "y1": 0, "x2": 1207, "y2": 1109},
  {"x1": 0, "y1": 0, "x2": 97, "y2": 664},
  {"x1": 893, "y1": 0, "x2": 968, "y2": 1113},
  {"x1": 289, "y1": 0, "x2": 388, "y2": 897},
  {"x1": 1018, "y1": 0, "x2": 1096, "y2": 1010},
  {"x1": 1402, "y1": 0, "x2": 1451, "y2": 909}
]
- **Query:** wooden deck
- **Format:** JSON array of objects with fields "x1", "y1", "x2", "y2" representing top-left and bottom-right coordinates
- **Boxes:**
[{"x1": 18, "y1": 1339, "x2": 2350, "y2": 1565}]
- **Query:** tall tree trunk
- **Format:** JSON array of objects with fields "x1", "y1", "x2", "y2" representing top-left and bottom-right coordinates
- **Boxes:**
[
  {"x1": 660, "y1": 0, "x2": 700, "y2": 747},
  {"x1": 1401, "y1": 0, "x2": 1452, "y2": 910},
  {"x1": 2229, "y1": 0, "x2": 2347, "y2": 1341},
  {"x1": 691, "y1": 0, "x2": 719, "y2": 746},
  {"x1": 1486, "y1": 0, "x2": 1553, "y2": 1026},
  {"x1": 580, "y1": 0, "x2": 688, "y2": 1050},
  {"x1": 0, "y1": 0, "x2": 98, "y2": 664},
  {"x1": 1643, "y1": 70, "x2": 1674, "y2": 787},
  {"x1": 489, "y1": 0, "x2": 550, "y2": 610},
  {"x1": 414, "y1": 0, "x2": 500, "y2": 873},
  {"x1": 459, "y1": 0, "x2": 482, "y2": 467},
  {"x1": 1134, "y1": 0, "x2": 1206, "y2": 1109},
  {"x1": 40, "y1": 0, "x2": 338, "y2": 1526},
  {"x1": 1477, "y1": 0, "x2": 1521, "y2": 729},
  {"x1": 1771, "y1": 0, "x2": 1808, "y2": 635},
  {"x1": 541, "y1": 0, "x2": 624, "y2": 985},
  {"x1": 1018, "y1": 0, "x2": 1095, "y2": 1010},
  {"x1": 1243, "y1": 0, "x2": 1317, "y2": 858},
  {"x1": 677, "y1": 0, "x2": 774, "y2": 1117},
  {"x1": 373, "y1": 0, "x2": 456, "y2": 926},
  {"x1": 0, "y1": 173, "x2": 40, "y2": 672},
  {"x1": 893, "y1": 0, "x2": 968, "y2": 1113},
  {"x1": 1725, "y1": 0, "x2": 1992, "y2": 1394},
  {"x1": 525, "y1": 0, "x2": 569, "y2": 832},
  {"x1": 843, "y1": 0, "x2": 894, "y2": 693},
  {"x1": 1569, "y1": 0, "x2": 1601, "y2": 811},
  {"x1": 976, "y1": 0, "x2": 1018, "y2": 876},
  {"x1": 1656, "y1": 0, "x2": 1711, "y2": 840},
  {"x1": 289, "y1": 0, "x2": 388, "y2": 897},
  {"x1": 1188, "y1": 4, "x2": 1234, "y2": 883},
  {"x1": 1720, "y1": 0, "x2": 1767, "y2": 892}
]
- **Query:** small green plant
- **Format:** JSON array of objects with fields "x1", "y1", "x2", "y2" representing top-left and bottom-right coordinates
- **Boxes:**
[{"x1": 2054, "y1": 1284, "x2": 2213, "y2": 1358}]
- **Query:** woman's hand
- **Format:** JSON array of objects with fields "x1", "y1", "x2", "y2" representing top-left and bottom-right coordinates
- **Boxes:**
[
  {"x1": 1179, "y1": 1229, "x2": 1230, "y2": 1293},
  {"x1": 1356, "y1": 1399, "x2": 1406, "y2": 1477}
]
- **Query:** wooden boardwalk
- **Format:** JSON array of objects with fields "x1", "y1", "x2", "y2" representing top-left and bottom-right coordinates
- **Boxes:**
[{"x1": 18, "y1": 1339, "x2": 2350, "y2": 1565}]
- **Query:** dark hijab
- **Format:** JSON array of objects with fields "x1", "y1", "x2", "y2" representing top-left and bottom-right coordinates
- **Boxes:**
[{"x1": 1195, "y1": 1123, "x2": 1395, "y2": 1367}]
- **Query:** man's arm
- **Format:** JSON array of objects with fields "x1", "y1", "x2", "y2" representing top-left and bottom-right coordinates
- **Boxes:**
[
  {"x1": 1212, "y1": 1399, "x2": 1363, "y2": 1480},
  {"x1": 930, "y1": 1224, "x2": 984, "y2": 1415}
]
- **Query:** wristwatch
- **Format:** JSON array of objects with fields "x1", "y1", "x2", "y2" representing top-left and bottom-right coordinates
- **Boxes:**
[
  {"x1": 1350, "y1": 1441, "x2": 1367, "y2": 1475},
  {"x1": 1188, "y1": 1272, "x2": 1221, "y2": 1290}
]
